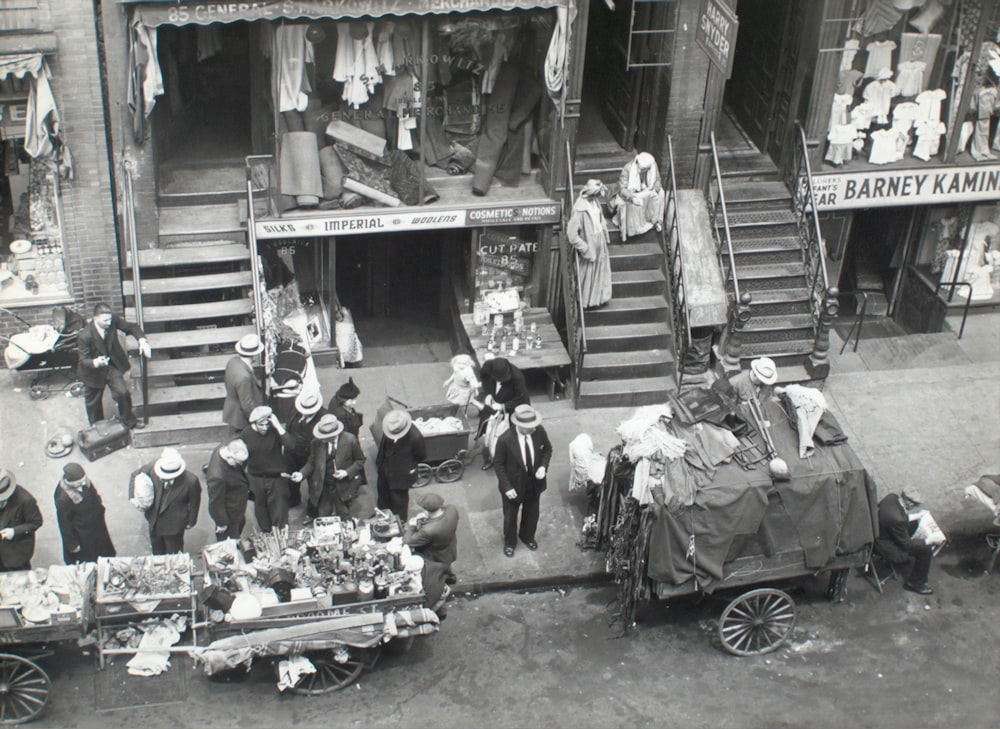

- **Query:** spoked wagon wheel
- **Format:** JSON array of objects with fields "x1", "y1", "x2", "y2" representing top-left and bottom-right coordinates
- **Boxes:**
[
  {"x1": 0, "y1": 653, "x2": 51, "y2": 724},
  {"x1": 28, "y1": 386, "x2": 48, "y2": 401},
  {"x1": 413, "y1": 464, "x2": 434, "y2": 488},
  {"x1": 435, "y1": 459, "x2": 465, "y2": 483},
  {"x1": 287, "y1": 648, "x2": 368, "y2": 696},
  {"x1": 69, "y1": 382, "x2": 86, "y2": 398},
  {"x1": 718, "y1": 588, "x2": 796, "y2": 656}
]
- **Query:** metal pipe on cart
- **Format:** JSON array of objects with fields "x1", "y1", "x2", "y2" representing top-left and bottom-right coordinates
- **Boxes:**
[{"x1": 745, "y1": 389, "x2": 790, "y2": 481}]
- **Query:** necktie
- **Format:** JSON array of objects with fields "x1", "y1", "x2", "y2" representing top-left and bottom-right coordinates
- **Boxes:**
[{"x1": 523, "y1": 435, "x2": 533, "y2": 472}]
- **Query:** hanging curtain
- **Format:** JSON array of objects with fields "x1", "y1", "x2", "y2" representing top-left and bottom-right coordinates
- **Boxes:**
[
  {"x1": 127, "y1": 15, "x2": 164, "y2": 143},
  {"x1": 24, "y1": 61, "x2": 58, "y2": 159}
]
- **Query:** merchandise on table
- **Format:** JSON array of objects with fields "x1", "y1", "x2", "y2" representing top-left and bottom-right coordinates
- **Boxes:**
[
  {"x1": 96, "y1": 554, "x2": 193, "y2": 603},
  {"x1": 202, "y1": 512, "x2": 424, "y2": 624},
  {"x1": 0, "y1": 564, "x2": 95, "y2": 626}
]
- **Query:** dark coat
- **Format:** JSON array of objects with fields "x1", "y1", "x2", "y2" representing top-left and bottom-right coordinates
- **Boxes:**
[
  {"x1": 222, "y1": 357, "x2": 263, "y2": 431},
  {"x1": 494, "y1": 425, "x2": 552, "y2": 503},
  {"x1": 301, "y1": 433, "x2": 366, "y2": 507},
  {"x1": 54, "y1": 482, "x2": 116, "y2": 564},
  {"x1": 403, "y1": 504, "x2": 459, "y2": 567},
  {"x1": 286, "y1": 408, "x2": 329, "y2": 469},
  {"x1": 129, "y1": 466, "x2": 202, "y2": 538},
  {"x1": 327, "y1": 397, "x2": 364, "y2": 437},
  {"x1": 376, "y1": 428, "x2": 426, "y2": 490},
  {"x1": 76, "y1": 315, "x2": 145, "y2": 388},
  {"x1": 480, "y1": 359, "x2": 530, "y2": 413},
  {"x1": 205, "y1": 444, "x2": 250, "y2": 529},
  {"x1": 877, "y1": 493, "x2": 918, "y2": 562},
  {"x1": 0, "y1": 486, "x2": 43, "y2": 569}
]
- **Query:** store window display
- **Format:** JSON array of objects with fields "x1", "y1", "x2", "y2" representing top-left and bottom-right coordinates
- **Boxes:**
[{"x1": 913, "y1": 203, "x2": 1000, "y2": 304}]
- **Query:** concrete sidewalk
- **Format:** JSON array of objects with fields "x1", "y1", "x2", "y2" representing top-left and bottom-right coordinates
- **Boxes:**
[{"x1": 0, "y1": 311, "x2": 997, "y2": 591}]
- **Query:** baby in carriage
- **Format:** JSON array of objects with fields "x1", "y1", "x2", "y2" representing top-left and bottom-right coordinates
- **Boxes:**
[{"x1": 443, "y1": 354, "x2": 482, "y2": 411}]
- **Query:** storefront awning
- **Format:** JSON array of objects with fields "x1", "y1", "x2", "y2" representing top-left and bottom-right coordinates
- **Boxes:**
[
  {"x1": 126, "y1": 0, "x2": 568, "y2": 27},
  {"x1": 0, "y1": 53, "x2": 44, "y2": 80}
]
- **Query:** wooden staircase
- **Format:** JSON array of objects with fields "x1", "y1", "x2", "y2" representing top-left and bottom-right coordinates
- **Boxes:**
[
  {"x1": 716, "y1": 177, "x2": 816, "y2": 379},
  {"x1": 125, "y1": 161, "x2": 255, "y2": 448}
]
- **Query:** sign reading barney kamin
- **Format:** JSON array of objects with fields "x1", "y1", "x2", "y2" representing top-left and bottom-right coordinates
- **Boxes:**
[{"x1": 475, "y1": 228, "x2": 539, "y2": 302}]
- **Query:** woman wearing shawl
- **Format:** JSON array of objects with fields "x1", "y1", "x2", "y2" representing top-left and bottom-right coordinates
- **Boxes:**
[
  {"x1": 54, "y1": 462, "x2": 116, "y2": 565},
  {"x1": 612, "y1": 152, "x2": 665, "y2": 240},
  {"x1": 566, "y1": 179, "x2": 613, "y2": 309}
]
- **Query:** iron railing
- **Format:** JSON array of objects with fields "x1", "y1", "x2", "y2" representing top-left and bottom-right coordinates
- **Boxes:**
[
  {"x1": 935, "y1": 280, "x2": 974, "y2": 339},
  {"x1": 120, "y1": 161, "x2": 149, "y2": 424},
  {"x1": 663, "y1": 136, "x2": 691, "y2": 385},
  {"x1": 791, "y1": 122, "x2": 832, "y2": 329},
  {"x1": 245, "y1": 157, "x2": 268, "y2": 347},
  {"x1": 562, "y1": 138, "x2": 586, "y2": 405}
]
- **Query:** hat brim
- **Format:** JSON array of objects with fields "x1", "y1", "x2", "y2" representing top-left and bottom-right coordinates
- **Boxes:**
[
  {"x1": 155, "y1": 465, "x2": 185, "y2": 480},
  {"x1": 512, "y1": 414, "x2": 542, "y2": 429},
  {"x1": 46, "y1": 438, "x2": 73, "y2": 458},
  {"x1": 313, "y1": 423, "x2": 344, "y2": 440},
  {"x1": 296, "y1": 403, "x2": 322, "y2": 416}
]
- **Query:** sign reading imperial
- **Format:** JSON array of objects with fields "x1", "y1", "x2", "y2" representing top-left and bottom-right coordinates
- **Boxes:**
[
  {"x1": 254, "y1": 202, "x2": 561, "y2": 239},
  {"x1": 809, "y1": 165, "x2": 1000, "y2": 210}
]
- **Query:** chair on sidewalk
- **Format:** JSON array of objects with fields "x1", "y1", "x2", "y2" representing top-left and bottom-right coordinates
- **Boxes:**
[
  {"x1": 863, "y1": 550, "x2": 899, "y2": 593},
  {"x1": 986, "y1": 534, "x2": 1000, "y2": 575}
]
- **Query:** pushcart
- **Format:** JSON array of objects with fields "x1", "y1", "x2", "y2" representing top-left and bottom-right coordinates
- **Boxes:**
[
  {"x1": 597, "y1": 398, "x2": 878, "y2": 656},
  {"x1": 0, "y1": 564, "x2": 96, "y2": 724},
  {"x1": 0, "y1": 306, "x2": 85, "y2": 400},
  {"x1": 371, "y1": 396, "x2": 475, "y2": 486}
]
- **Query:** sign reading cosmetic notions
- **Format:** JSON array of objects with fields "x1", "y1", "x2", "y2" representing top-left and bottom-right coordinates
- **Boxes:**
[{"x1": 808, "y1": 165, "x2": 1000, "y2": 210}]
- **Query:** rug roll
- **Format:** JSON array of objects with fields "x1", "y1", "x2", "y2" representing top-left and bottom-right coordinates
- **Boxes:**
[
  {"x1": 319, "y1": 145, "x2": 346, "y2": 199},
  {"x1": 279, "y1": 131, "x2": 323, "y2": 207}
]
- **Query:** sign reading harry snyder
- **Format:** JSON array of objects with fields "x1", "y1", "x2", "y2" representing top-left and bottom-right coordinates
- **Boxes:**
[
  {"x1": 254, "y1": 202, "x2": 560, "y2": 239},
  {"x1": 696, "y1": 0, "x2": 739, "y2": 78},
  {"x1": 809, "y1": 165, "x2": 1000, "y2": 210}
]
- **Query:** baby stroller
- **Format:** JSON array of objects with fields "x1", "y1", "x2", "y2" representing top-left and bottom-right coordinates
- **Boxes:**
[{"x1": 1, "y1": 305, "x2": 85, "y2": 400}]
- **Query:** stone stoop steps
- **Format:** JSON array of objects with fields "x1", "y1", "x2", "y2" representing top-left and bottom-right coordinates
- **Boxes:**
[{"x1": 124, "y1": 163, "x2": 253, "y2": 448}]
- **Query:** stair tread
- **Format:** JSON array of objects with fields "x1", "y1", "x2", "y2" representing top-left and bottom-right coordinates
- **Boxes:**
[
  {"x1": 131, "y1": 353, "x2": 233, "y2": 378},
  {"x1": 731, "y1": 236, "x2": 801, "y2": 251},
  {"x1": 714, "y1": 180, "x2": 790, "y2": 201},
  {"x1": 587, "y1": 322, "x2": 669, "y2": 338},
  {"x1": 595, "y1": 295, "x2": 667, "y2": 311},
  {"x1": 612, "y1": 269, "x2": 665, "y2": 283},
  {"x1": 160, "y1": 204, "x2": 244, "y2": 236},
  {"x1": 736, "y1": 262, "x2": 805, "y2": 278},
  {"x1": 578, "y1": 376, "x2": 672, "y2": 395},
  {"x1": 744, "y1": 313, "x2": 814, "y2": 331},
  {"x1": 742, "y1": 288, "x2": 811, "y2": 303},
  {"x1": 126, "y1": 298, "x2": 254, "y2": 322},
  {"x1": 129, "y1": 243, "x2": 249, "y2": 269},
  {"x1": 583, "y1": 349, "x2": 671, "y2": 365},
  {"x1": 123, "y1": 270, "x2": 252, "y2": 296},
  {"x1": 146, "y1": 382, "x2": 226, "y2": 404},
  {"x1": 740, "y1": 339, "x2": 815, "y2": 356},
  {"x1": 609, "y1": 242, "x2": 661, "y2": 257},
  {"x1": 724, "y1": 209, "x2": 797, "y2": 225},
  {"x1": 127, "y1": 324, "x2": 256, "y2": 350}
]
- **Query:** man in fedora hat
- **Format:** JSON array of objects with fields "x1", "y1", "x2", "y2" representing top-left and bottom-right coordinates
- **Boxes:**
[
  {"x1": 301, "y1": 414, "x2": 365, "y2": 520},
  {"x1": 206, "y1": 439, "x2": 250, "y2": 541},
  {"x1": 0, "y1": 469, "x2": 42, "y2": 571},
  {"x1": 128, "y1": 448, "x2": 201, "y2": 555},
  {"x1": 54, "y1": 462, "x2": 115, "y2": 564},
  {"x1": 493, "y1": 404, "x2": 552, "y2": 557},
  {"x1": 376, "y1": 409, "x2": 426, "y2": 520},
  {"x1": 327, "y1": 378, "x2": 363, "y2": 437},
  {"x1": 477, "y1": 357, "x2": 530, "y2": 470},
  {"x1": 286, "y1": 390, "x2": 328, "y2": 511},
  {"x1": 223, "y1": 333, "x2": 265, "y2": 437},
  {"x1": 242, "y1": 406, "x2": 300, "y2": 532},
  {"x1": 876, "y1": 487, "x2": 936, "y2": 595},
  {"x1": 404, "y1": 492, "x2": 459, "y2": 618},
  {"x1": 76, "y1": 302, "x2": 151, "y2": 430},
  {"x1": 728, "y1": 356, "x2": 778, "y2": 404}
]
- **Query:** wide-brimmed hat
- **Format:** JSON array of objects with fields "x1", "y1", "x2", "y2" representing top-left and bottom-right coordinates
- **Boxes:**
[
  {"x1": 313, "y1": 414, "x2": 344, "y2": 440},
  {"x1": 581, "y1": 179, "x2": 605, "y2": 198},
  {"x1": 336, "y1": 377, "x2": 360, "y2": 400},
  {"x1": 750, "y1": 357, "x2": 778, "y2": 386},
  {"x1": 295, "y1": 391, "x2": 322, "y2": 416},
  {"x1": 63, "y1": 462, "x2": 87, "y2": 484},
  {"x1": 415, "y1": 492, "x2": 444, "y2": 512},
  {"x1": 248, "y1": 405, "x2": 273, "y2": 424},
  {"x1": 154, "y1": 448, "x2": 186, "y2": 480},
  {"x1": 46, "y1": 430, "x2": 75, "y2": 458},
  {"x1": 0, "y1": 470, "x2": 15, "y2": 500},
  {"x1": 511, "y1": 404, "x2": 542, "y2": 429},
  {"x1": 235, "y1": 333, "x2": 263, "y2": 357},
  {"x1": 382, "y1": 409, "x2": 412, "y2": 440}
]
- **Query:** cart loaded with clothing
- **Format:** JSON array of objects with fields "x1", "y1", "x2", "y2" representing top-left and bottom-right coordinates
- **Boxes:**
[{"x1": 590, "y1": 384, "x2": 878, "y2": 656}]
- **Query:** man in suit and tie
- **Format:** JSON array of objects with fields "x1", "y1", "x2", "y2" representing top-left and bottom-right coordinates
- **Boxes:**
[
  {"x1": 128, "y1": 448, "x2": 202, "y2": 555},
  {"x1": 76, "y1": 302, "x2": 151, "y2": 429},
  {"x1": 493, "y1": 404, "x2": 552, "y2": 557},
  {"x1": 223, "y1": 334, "x2": 265, "y2": 437},
  {"x1": 300, "y1": 414, "x2": 365, "y2": 520}
]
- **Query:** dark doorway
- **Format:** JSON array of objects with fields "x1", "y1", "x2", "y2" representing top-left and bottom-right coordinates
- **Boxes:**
[{"x1": 838, "y1": 208, "x2": 913, "y2": 316}]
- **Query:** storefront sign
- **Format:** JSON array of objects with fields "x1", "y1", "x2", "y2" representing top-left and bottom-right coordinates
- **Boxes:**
[
  {"x1": 477, "y1": 229, "x2": 538, "y2": 276},
  {"x1": 808, "y1": 165, "x2": 1000, "y2": 210},
  {"x1": 254, "y1": 201, "x2": 560, "y2": 239},
  {"x1": 132, "y1": 0, "x2": 566, "y2": 26},
  {"x1": 696, "y1": 0, "x2": 738, "y2": 79}
]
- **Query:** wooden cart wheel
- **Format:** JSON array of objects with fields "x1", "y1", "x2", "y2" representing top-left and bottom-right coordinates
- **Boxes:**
[
  {"x1": 413, "y1": 464, "x2": 434, "y2": 488},
  {"x1": 435, "y1": 459, "x2": 465, "y2": 483},
  {"x1": 28, "y1": 386, "x2": 48, "y2": 401},
  {"x1": 0, "y1": 653, "x2": 50, "y2": 724},
  {"x1": 69, "y1": 382, "x2": 86, "y2": 398},
  {"x1": 287, "y1": 649, "x2": 366, "y2": 696},
  {"x1": 718, "y1": 588, "x2": 796, "y2": 656}
]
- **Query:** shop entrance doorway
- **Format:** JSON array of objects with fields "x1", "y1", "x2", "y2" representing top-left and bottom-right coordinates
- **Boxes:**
[{"x1": 335, "y1": 231, "x2": 463, "y2": 365}]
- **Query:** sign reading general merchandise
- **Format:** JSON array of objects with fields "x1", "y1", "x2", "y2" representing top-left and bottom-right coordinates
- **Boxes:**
[
  {"x1": 696, "y1": 0, "x2": 739, "y2": 78},
  {"x1": 808, "y1": 165, "x2": 1000, "y2": 210},
  {"x1": 254, "y1": 202, "x2": 560, "y2": 239}
]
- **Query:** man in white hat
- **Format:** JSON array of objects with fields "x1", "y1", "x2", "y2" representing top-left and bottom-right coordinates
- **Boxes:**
[
  {"x1": 128, "y1": 448, "x2": 202, "y2": 555},
  {"x1": 493, "y1": 405, "x2": 552, "y2": 557},
  {"x1": 286, "y1": 390, "x2": 328, "y2": 471},
  {"x1": 223, "y1": 333, "x2": 265, "y2": 437},
  {"x1": 301, "y1": 414, "x2": 365, "y2": 520},
  {"x1": 728, "y1": 357, "x2": 778, "y2": 404},
  {"x1": 876, "y1": 487, "x2": 936, "y2": 595},
  {"x1": 242, "y1": 406, "x2": 300, "y2": 532},
  {"x1": 375, "y1": 409, "x2": 426, "y2": 520},
  {"x1": 205, "y1": 439, "x2": 250, "y2": 541},
  {"x1": 0, "y1": 469, "x2": 42, "y2": 571}
]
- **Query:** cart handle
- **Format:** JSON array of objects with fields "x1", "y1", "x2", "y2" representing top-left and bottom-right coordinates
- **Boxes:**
[
  {"x1": 385, "y1": 395, "x2": 412, "y2": 410},
  {"x1": 0, "y1": 307, "x2": 34, "y2": 329}
]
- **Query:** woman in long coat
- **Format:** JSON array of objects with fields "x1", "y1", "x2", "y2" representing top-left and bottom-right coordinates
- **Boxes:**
[
  {"x1": 54, "y1": 462, "x2": 116, "y2": 565},
  {"x1": 566, "y1": 179, "x2": 613, "y2": 309}
]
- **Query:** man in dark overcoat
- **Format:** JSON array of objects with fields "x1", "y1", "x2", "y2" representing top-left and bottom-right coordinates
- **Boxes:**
[
  {"x1": 877, "y1": 487, "x2": 936, "y2": 595},
  {"x1": 206, "y1": 439, "x2": 250, "y2": 541},
  {"x1": 493, "y1": 405, "x2": 552, "y2": 557},
  {"x1": 404, "y1": 492, "x2": 459, "y2": 617},
  {"x1": 223, "y1": 334, "x2": 264, "y2": 437},
  {"x1": 477, "y1": 357, "x2": 530, "y2": 469},
  {"x1": 76, "y1": 302, "x2": 150, "y2": 429},
  {"x1": 375, "y1": 409, "x2": 426, "y2": 521},
  {"x1": 128, "y1": 448, "x2": 202, "y2": 555},
  {"x1": 54, "y1": 462, "x2": 115, "y2": 564},
  {"x1": 301, "y1": 415, "x2": 365, "y2": 520},
  {"x1": 0, "y1": 469, "x2": 42, "y2": 571}
]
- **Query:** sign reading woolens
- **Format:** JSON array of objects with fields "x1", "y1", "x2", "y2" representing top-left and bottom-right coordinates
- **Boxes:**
[
  {"x1": 809, "y1": 165, "x2": 1000, "y2": 210},
  {"x1": 254, "y1": 202, "x2": 560, "y2": 239}
]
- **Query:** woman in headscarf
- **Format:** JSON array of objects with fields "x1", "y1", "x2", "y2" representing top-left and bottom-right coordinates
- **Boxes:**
[
  {"x1": 54, "y1": 462, "x2": 116, "y2": 565},
  {"x1": 612, "y1": 151, "x2": 665, "y2": 240},
  {"x1": 566, "y1": 179, "x2": 613, "y2": 309}
]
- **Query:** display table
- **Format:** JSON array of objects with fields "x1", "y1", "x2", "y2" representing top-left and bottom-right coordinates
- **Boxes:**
[{"x1": 459, "y1": 307, "x2": 571, "y2": 399}]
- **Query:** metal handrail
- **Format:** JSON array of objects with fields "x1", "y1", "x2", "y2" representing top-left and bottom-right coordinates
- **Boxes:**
[
  {"x1": 245, "y1": 170, "x2": 265, "y2": 345},
  {"x1": 792, "y1": 122, "x2": 831, "y2": 322},
  {"x1": 663, "y1": 135, "x2": 692, "y2": 383},
  {"x1": 121, "y1": 161, "x2": 149, "y2": 425},
  {"x1": 837, "y1": 290, "x2": 868, "y2": 354},
  {"x1": 565, "y1": 138, "x2": 587, "y2": 355},
  {"x1": 934, "y1": 281, "x2": 974, "y2": 339},
  {"x1": 708, "y1": 132, "x2": 742, "y2": 305}
]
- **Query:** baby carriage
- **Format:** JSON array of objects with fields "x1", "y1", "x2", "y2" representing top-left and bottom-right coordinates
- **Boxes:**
[{"x1": 1, "y1": 305, "x2": 85, "y2": 400}]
